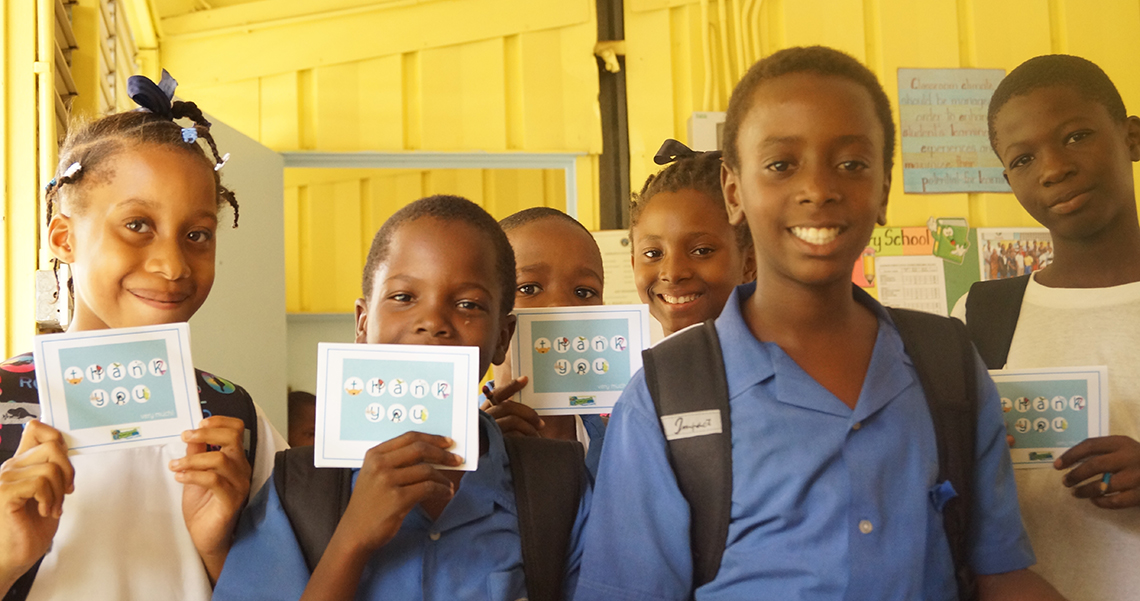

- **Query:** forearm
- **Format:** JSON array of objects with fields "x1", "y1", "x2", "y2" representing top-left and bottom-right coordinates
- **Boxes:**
[
  {"x1": 199, "y1": 542, "x2": 231, "y2": 587},
  {"x1": 299, "y1": 527, "x2": 374, "y2": 601},
  {"x1": 978, "y1": 569, "x2": 1067, "y2": 601}
]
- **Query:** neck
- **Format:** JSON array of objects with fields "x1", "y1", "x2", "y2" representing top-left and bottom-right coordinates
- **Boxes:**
[
  {"x1": 745, "y1": 271, "x2": 864, "y2": 343},
  {"x1": 1037, "y1": 215, "x2": 1140, "y2": 288},
  {"x1": 66, "y1": 298, "x2": 109, "y2": 332}
]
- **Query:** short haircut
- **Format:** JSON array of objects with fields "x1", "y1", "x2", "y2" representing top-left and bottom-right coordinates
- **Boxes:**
[
  {"x1": 500, "y1": 206, "x2": 603, "y2": 263},
  {"x1": 988, "y1": 54, "x2": 1128, "y2": 150},
  {"x1": 287, "y1": 390, "x2": 316, "y2": 417},
  {"x1": 630, "y1": 151, "x2": 752, "y2": 252},
  {"x1": 45, "y1": 102, "x2": 238, "y2": 228},
  {"x1": 722, "y1": 46, "x2": 896, "y2": 175},
  {"x1": 361, "y1": 195, "x2": 516, "y2": 316}
]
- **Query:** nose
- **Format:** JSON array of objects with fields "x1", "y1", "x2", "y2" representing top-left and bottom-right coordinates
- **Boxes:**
[
  {"x1": 413, "y1": 297, "x2": 454, "y2": 340},
  {"x1": 1038, "y1": 149, "x2": 1076, "y2": 187},
  {"x1": 658, "y1": 251, "x2": 692, "y2": 284},
  {"x1": 145, "y1": 236, "x2": 191, "y2": 280},
  {"x1": 797, "y1": 163, "x2": 839, "y2": 206}
]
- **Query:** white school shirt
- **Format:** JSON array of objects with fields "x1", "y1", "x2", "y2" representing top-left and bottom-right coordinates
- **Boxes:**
[
  {"x1": 27, "y1": 403, "x2": 286, "y2": 601},
  {"x1": 953, "y1": 277, "x2": 1140, "y2": 601}
]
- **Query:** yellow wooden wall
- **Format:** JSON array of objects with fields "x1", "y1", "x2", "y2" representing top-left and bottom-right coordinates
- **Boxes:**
[
  {"x1": 154, "y1": 0, "x2": 603, "y2": 313},
  {"x1": 285, "y1": 167, "x2": 566, "y2": 312},
  {"x1": 624, "y1": 0, "x2": 1140, "y2": 229}
]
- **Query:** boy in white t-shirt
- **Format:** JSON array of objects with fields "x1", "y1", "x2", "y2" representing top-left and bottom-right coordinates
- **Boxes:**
[{"x1": 954, "y1": 54, "x2": 1140, "y2": 601}]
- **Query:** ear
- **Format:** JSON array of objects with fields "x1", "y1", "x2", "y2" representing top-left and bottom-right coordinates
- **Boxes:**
[
  {"x1": 741, "y1": 247, "x2": 757, "y2": 283},
  {"x1": 47, "y1": 214, "x2": 77, "y2": 263},
  {"x1": 353, "y1": 297, "x2": 370, "y2": 344},
  {"x1": 875, "y1": 171, "x2": 892, "y2": 226},
  {"x1": 1125, "y1": 115, "x2": 1140, "y2": 162},
  {"x1": 492, "y1": 313, "x2": 517, "y2": 366},
  {"x1": 722, "y1": 162, "x2": 747, "y2": 226}
]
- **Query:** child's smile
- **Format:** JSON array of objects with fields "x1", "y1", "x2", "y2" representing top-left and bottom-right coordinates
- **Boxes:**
[
  {"x1": 724, "y1": 72, "x2": 889, "y2": 289},
  {"x1": 994, "y1": 85, "x2": 1140, "y2": 240},
  {"x1": 50, "y1": 145, "x2": 219, "y2": 331}
]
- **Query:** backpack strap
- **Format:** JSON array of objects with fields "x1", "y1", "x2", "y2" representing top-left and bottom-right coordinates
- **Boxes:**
[
  {"x1": 964, "y1": 275, "x2": 1030, "y2": 369},
  {"x1": 196, "y1": 372, "x2": 261, "y2": 469},
  {"x1": 887, "y1": 308, "x2": 979, "y2": 601},
  {"x1": 273, "y1": 447, "x2": 354, "y2": 572},
  {"x1": 504, "y1": 436, "x2": 585, "y2": 601},
  {"x1": 642, "y1": 320, "x2": 732, "y2": 590}
]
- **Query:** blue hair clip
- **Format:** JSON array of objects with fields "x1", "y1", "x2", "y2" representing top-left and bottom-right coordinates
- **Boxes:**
[{"x1": 181, "y1": 127, "x2": 198, "y2": 143}]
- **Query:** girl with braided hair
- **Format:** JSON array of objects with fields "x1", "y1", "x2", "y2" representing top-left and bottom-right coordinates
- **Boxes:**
[
  {"x1": 0, "y1": 71, "x2": 286, "y2": 600},
  {"x1": 630, "y1": 139, "x2": 756, "y2": 336}
]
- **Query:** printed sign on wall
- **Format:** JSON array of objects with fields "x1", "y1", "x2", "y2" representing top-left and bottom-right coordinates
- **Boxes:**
[{"x1": 898, "y1": 68, "x2": 1010, "y2": 193}]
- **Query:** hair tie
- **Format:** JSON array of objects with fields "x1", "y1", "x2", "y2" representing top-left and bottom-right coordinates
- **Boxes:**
[
  {"x1": 653, "y1": 138, "x2": 722, "y2": 166},
  {"x1": 214, "y1": 153, "x2": 231, "y2": 172},
  {"x1": 181, "y1": 127, "x2": 198, "y2": 143},
  {"x1": 127, "y1": 70, "x2": 179, "y2": 121}
]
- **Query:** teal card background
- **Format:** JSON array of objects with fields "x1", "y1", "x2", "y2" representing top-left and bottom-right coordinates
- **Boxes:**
[
  {"x1": 57, "y1": 340, "x2": 177, "y2": 430},
  {"x1": 994, "y1": 378, "x2": 1090, "y2": 449},
  {"x1": 339, "y1": 358, "x2": 455, "y2": 442},
  {"x1": 531, "y1": 318, "x2": 631, "y2": 393}
]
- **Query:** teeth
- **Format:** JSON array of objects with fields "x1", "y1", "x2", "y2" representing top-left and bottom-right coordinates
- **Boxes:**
[
  {"x1": 661, "y1": 293, "x2": 700, "y2": 305},
  {"x1": 791, "y1": 226, "x2": 841, "y2": 246}
]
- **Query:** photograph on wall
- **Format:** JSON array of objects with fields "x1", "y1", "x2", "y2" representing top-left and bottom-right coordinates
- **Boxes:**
[{"x1": 976, "y1": 228, "x2": 1053, "y2": 281}]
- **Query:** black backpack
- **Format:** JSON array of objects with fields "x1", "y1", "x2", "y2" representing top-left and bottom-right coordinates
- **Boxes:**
[
  {"x1": 273, "y1": 436, "x2": 585, "y2": 601},
  {"x1": 642, "y1": 308, "x2": 979, "y2": 601},
  {"x1": 964, "y1": 275, "x2": 1031, "y2": 370}
]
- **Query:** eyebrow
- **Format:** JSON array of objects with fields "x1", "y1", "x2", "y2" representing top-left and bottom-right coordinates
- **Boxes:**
[
  {"x1": 760, "y1": 134, "x2": 874, "y2": 147},
  {"x1": 115, "y1": 197, "x2": 218, "y2": 223},
  {"x1": 383, "y1": 274, "x2": 494, "y2": 296}
]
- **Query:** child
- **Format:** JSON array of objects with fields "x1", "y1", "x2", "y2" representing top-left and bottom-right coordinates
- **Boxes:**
[
  {"x1": 0, "y1": 72, "x2": 285, "y2": 600},
  {"x1": 954, "y1": 54, "x2": 1140, "y2": 600},
  {"x1": 630, "y1": 139, "x2": 755, "y2": 336},
  {"x1": 575, "y1": 46, "x2": 1064, "y2": 600},
  {"x1": 212, "y1": 196, "x2": 589, "y2": 601},
  {"x1": 287, "y1": 390, "x2": 317, "y2": 447},
  {"x1": 483, "y1": 207, "x2": 607, "y2": 475}
]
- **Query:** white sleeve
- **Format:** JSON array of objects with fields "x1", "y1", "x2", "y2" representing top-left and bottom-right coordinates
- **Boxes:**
[
  {"x1": 950, "y1": 291, "x2": 969, "y2": 324},
  {"x1": 249, "y1": 401, "x2": 289, "y2": 496}
]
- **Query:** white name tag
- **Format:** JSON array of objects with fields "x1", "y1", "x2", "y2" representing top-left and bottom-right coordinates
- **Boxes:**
[{"x1": 660, "y1": 410, "x2": 723, "y2": 441}]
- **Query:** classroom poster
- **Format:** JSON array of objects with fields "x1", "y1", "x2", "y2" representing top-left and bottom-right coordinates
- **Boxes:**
[
  {"x1": 898, "y1": 68, "x2": 1010, "y2": 193},
  {"x1": 989, "y1": 367, "x2": 1108, "y2": 468},
  {"x1": 33, "y1": 323, "x2": 202, "y2": 454},
  {"x1": 511, "y1": 305, "x2": 651, "y2": 415},
  {"x1": 315, "y1": 343, "x2": 480, "y2": 470},
  {"x1": 592, "y1": 230, "x2": 642, "y2": 305}
]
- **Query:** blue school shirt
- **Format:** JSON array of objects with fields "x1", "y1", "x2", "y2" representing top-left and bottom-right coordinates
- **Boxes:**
[
  {"x1": 574, "y1": 283, "x2": 1034, "y2": 601},
  {"x1": 213, "y1": 411, "x2": 590, "y2": 601}
]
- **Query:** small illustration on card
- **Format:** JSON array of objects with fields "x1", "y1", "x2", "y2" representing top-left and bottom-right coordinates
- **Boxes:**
[
  {"x1": 33, "y1": 323, "x2": 202, "y2": 454},
  {"x1": 989, "y1": 366, "x2": 1109, "y2": 468},
  {"x1": 511, "y1": 305, "x2": 651, "y2": 415},
  {"x1": 315, "y1": 343, "x2": 480, "y2": 470}
]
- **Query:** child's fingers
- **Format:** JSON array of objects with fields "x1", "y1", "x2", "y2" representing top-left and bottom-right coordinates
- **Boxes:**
[
  {"x1": 181, "y1": 416, "x2": 246, "y2": 449},
  {"x1": 169, "y1": 451, "x2": 251, "y2": 486},
  {"x1": 1056, "y1": 435, "x2": 1133, "y2": 469},
  {"x1": 365, "y1": 438, "x2": 462, "y2": 469},
  {"x1": 490, "y1": 376, "x2": 530, "y2": 405},
  {"x1": 173, "y1": 470, "x2": 244, "y2": 507},
  {"x1": 389, "y1": 463, "x2": 453, "y2": 489},
  {"x1": 493, "y1": 415, "x2": 541, "y2": 438},
  {"x1": 372, "y1": 431, "x2": 454, "y2": 455},
  {"x1": 401, "y1": 479, "x2": 454, "y2": 505},
  {"x1": 1091, "y1": 488, "x2": 1140, "y2": 509},
  {"x1": 3, "y1": 440, "x2": 75, "y2": 495},
  {"x1": 13, "y1": 420, "x2": 66, "y2": 457},
  {"x1": 485, "y1": 401, "x2": 544, "y2": 437},
  {"x1": 0, "y1": 463, "x2": 66, "y2": 518}
]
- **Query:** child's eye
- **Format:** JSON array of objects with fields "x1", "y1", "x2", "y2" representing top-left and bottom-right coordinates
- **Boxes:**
[
  {"x1": 457, "y1": 300, "x2": 485, "y2": 311},
  {"x1": 575, "y1": 287, "x2": 598, "y2": 299},
  {"x1": 517, "y1": 283, "x2": 542, "y2": 296},
  {"x1": 125, "y1": 219, "x2": 152, "y2": 234},
  {"x1": 766, "y1": 161, "x2": 791, "y2": 172},
  {"x1": 1066, "y1": 130, "x2": 1092, "y2": 144},
  {"x1": 838, "y1": 161, "x2": 868, "y2": 172},
  {"x1": 187, "y1": 230, "x2": 213, "y2": 243},
  {"x1": 641, "y1": 249, "x2": 662, "y2": 260},
  {"x1": 692, "y1": 246, "x2": 716, "y2": 256},
  {"x1": 389, "y1": 293, "x2": 413, "y2": 303},
  {"x1": 1009, "y1": 154, "x2": 1033, "y2": 169}
]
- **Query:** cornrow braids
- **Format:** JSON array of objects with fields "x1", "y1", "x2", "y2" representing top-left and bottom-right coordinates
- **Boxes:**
[
  {"x1": 44, "y1": 101, "x2": 239, "y2": 229},
  {"x1": 629, "y1": 151, "x2": 753, "y2": 253}
]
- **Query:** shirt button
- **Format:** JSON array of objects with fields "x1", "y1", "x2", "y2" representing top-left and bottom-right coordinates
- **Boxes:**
[
  {"x1": 859, "y1": 520, "x2": 873, "y2": 534},
  {"x1": 429, "y1": 532, "x2": 441, "y2": 541},
  {"x1": 852, "y1": 422, "x2": 862, "y2": 431}
]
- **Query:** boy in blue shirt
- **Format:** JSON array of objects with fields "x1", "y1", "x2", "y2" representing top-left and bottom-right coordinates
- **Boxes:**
[
  {"x1": 213, "y1": 196, "x2": 588, "y2": 601},
  {"x1": 574, "y1": 46, "x2": 1064, "y2": 601}
]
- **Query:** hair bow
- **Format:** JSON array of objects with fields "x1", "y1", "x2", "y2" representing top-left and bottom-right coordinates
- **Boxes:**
[
  {"x1": 127, "y1": 70, "x2": 179, "y2": 121},
  {"x1": 653, "y1": 138, "x2": 722, "y2": 165}
]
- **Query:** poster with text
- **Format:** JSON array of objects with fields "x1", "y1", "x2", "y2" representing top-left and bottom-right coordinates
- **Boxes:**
[{"x1": 899, "y1": 68, "x2": 1010, "y2": 193}]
